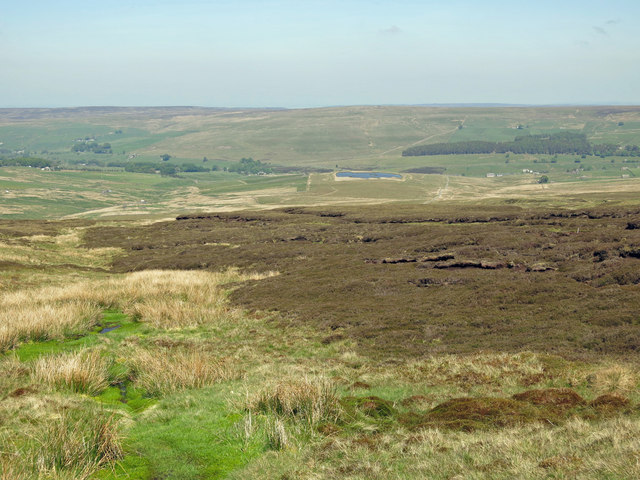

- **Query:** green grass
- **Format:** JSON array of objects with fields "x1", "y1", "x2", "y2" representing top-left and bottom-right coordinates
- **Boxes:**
[
  {"x1": 12, "y1": 310, "x2": 145, "y2": 361},
  {"x1": 2, "y1": 105, "x2": 640, "y2": 219},
  {"x1": 98, "y1": 386, "x2": 266, "y2": 480}
]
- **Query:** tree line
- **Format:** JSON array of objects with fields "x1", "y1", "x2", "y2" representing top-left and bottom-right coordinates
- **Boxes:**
[
  {"x1": 72, "y1": 141, "x2": 113, "y2": 154},
  {"x1": 121, "y1": 162, "x2": 213, "y2": 176},
  {"x1": 227, "y1": 157, "x2": 272, "y2": 175},
  {"x1": 402, "y1": 132, "x2": 640, "y2": 157},
  {"x1": 0, "y1": 157, "x2": 56, "y2": 168}
]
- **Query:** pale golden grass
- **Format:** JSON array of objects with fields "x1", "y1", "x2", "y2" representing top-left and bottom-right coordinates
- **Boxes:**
[
  {"x1": 0, "y1": 392, "x2": 123, "y2": 479},
  {"x1": 0, "y1": 228, "x2": 121, "y2": 270},
  {"x1": 0, "y1": 399, "x2": 122, "y2": 480},
  {"x1": 402, "y1": 352, "x2": 545, "y2": 386},
  {"x1": 251, "y1": 377, "x2": 342, "y2": 428},
  {"x1": 117, "y1": 269, "x2": 264, "y2": 328},
  {"x1": 3, "y1": 268, "x2": 274, "y2": 316},
  {"x1": 331, "y1": 352, "x2": 550, "y2": 397},
  {"x1": 33, "y1": 350, "x2": 110, "y2": 395},
  {"x1": 128, "y1": 346, "x2": 236, "y2": 395},
  {"x1": 266, "y1": 418, "x2": 290, "y2": 451},
  {"x1": 0, "y1": 302, "x2": 101, "y2": 352},
  {"x1": 0, "y1": 268, "x2": 277, "y2": 351},
  {"x1": 233, "y1": 417, "x2": 640, "y2": 479},
  {"x1": 591, "y1": 364, "x2": 638, "y2": 395},
  {"x1": 1, "y1": 351, "x2": 30, "y2": 374}
]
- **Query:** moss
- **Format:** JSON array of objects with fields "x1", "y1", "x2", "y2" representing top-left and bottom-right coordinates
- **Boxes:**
[
  {"x1": 403, "y1": 397, "x2": 555, "y2": 431},
  {"x1": 11, "y1": 309, "x2": 144, "y2": 362},
  {"x1": 590, "y1": 394, "x2": 631, "y2": 409},
  {"x1": 341, "y1": 395, "x2": 395, "y2": 418},
  {"x1": 512, "y1": 388, "x2": 585, "y2": 407}
]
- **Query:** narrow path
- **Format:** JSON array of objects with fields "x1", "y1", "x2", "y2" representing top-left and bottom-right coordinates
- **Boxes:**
[
  {"x1": 380, "y1": 117, "x2": 467, "y2": 156},
  {"x1": 424, "y1": 175, "x2": 450, "y2": 204}
]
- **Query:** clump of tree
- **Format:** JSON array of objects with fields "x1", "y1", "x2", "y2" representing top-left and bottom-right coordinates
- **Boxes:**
[
  {"x1": 160, "y1": 154, "x2": 172, "y2": 162},
  {"x1": 228, "y1": 157, "x2": 272, "y2": 175},
  {"x1": 124, "y1": 162, "x2": 177, "y2": 176},
  {"x1": 402, "y1": 132, "x2": 640, "y2": 158},
  {"x1": 72, "y1": 141, "x2": 112, "y2": 154},
  {"x1": 181, "y1": 163, "x2": 209, "y2": 172},
  {"x1": 0, "y1": 157, "x2": 56, "y2": 168}
]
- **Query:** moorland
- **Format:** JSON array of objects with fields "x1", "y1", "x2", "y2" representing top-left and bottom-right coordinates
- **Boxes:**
[{"x1": 2, "y1": 106, "x2": 640, "y2": 479}]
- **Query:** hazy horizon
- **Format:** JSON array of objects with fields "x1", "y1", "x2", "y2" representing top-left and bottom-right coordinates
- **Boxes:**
[
  {"x1": 2, "y1": 0, "x2": 639, "y2": 108},
  {"x1": 2, "y1": 103, "x2": 640, "y2": 111}
]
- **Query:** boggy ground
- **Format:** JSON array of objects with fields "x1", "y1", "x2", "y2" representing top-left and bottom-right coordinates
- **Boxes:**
[{"x1": 84, "y1": 203, "x2": 640, "y2": 360}]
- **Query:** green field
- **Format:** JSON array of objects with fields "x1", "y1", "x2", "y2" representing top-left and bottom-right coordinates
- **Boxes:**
[
  {"x1": 2, "y1": 106, "x2": 640, "y2": 168},
  {"x1": 1, "y1": 105, "x2": 640, "y2": 220}
]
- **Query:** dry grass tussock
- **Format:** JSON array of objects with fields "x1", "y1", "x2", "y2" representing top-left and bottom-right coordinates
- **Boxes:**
[
  {"x1": 251, "y1": 378, "x2": 342, "y2": 428},
  {"x1": 128, "y1": 346, "x2": 236, "y2": 395},
  {"x1": 110, "y1": 270, "x2": 276, "y2": 329},
  {"x1": 0, "y1": 268, "x2": 276, "y2": 351},
  {"x1": 0, "y1": 228, "x2": 120, "y2": 269},
  {"x1": 234, "y1": 417, "x2": 640, "y2": 479},
  {"x1": 0, "y1": 302, "x2": 101, "y2": 352},
  {"x1": 33, "y1": 350, "x2": 110, "y2": 396},
  {"x1": 590, "y1": 364, "x2": 638, "y2": 395},
  {"x1": 400, "y1": 352, "x2": 545, "y2": 387},
  {"x1": 0, "y1": 402, "x2": 122, "y2": 479}
]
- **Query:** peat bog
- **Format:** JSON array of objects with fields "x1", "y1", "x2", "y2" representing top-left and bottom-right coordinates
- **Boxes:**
[{"x1": 83, "y1": 203, "x2": 640, "y2": 360}]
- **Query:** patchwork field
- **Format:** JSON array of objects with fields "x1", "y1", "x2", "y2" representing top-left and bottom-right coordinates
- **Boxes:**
[
  {"x1": 2, "y1": 106, "x2": 640, "y2": 479},
  {"x1": 2, "y1": 106, "x2": 640, "y2": 169}
]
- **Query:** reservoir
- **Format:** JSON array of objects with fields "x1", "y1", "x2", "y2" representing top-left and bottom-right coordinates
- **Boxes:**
[{"x1": 336, "y1": 172, "x2": 402, "y2": 179}]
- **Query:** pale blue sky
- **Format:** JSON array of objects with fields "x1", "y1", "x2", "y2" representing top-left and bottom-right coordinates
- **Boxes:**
[{"x1": 1, "y1": 0, "x2": 639, "y2": 107}]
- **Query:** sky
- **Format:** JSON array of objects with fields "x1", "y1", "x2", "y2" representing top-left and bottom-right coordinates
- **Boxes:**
[{"x1": 1, "y1": 0, "x2": 639, "y2": 108}]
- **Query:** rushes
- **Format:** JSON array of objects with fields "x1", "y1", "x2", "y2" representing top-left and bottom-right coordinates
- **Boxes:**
[
  {"x1": 0, "y1": 404, "x2": 122, "y2": 479},
  {"x1": 0, "y1": 302, "x2": 101, "y2": 352},
  {"x1": 127, "y1": 296, "x2": 239, "y2": 329},
  {"x1": 117, "y1": 269, "x2": 272, "y2": 328},
  {"x1": 0, "y1": 268, "x2": 276, "y2": 352},
  {"x1": 129, "y1": 347, "x2": 236, "y2": 395},
  {"x1": 34, "y1": 409, "x2": 122, "y2": 471},
  {"x1": 252, "y1": 378, "x2": 342, "y2": 428},
  {"x1": 591, "y1": 365, "x2": 638, "y2": 394},
  {"x1": 266, "y1": 419, "x2": 289, "y2": 451},
  {"x1": 249, "y1": 378, "x2": 341, "y2": 452},
  {"x1": 33, "y1": 350, "x2": 110, "y2": 395}
]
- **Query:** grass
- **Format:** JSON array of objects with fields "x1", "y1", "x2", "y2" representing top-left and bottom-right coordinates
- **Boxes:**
[
  {"x1": 128, "y1": 346, "x2": 237, "y2": 395},
  {"x1": 0, "y1": 396, "x2": 123, "y2": 480},
  {"x1": 33, "y1": 349, "x2": 111, "y2": 395},
  {"x1": 2, "y1": 105, "x2": 640, "y2": 220},
  {"x1": 232, "y1": 417, "x2": 640, "y2": 479},
  {"x1": 3, "y1": 183, "x2": 640, "y2": 477},
  {"x1": 252, "y1": 378, "x2": 342, "y2": 428},
  {"x1": 99, "y1": 387, "x2": 267, "y2": 480},
  {"x1": 0, "y1": 268, "x2": 274, "y2": 353},
  {"x1": 0, "y1": 301, "x2": 102, "y2": 352},
  {"x1": 0, "y1": 270, "x2": 270, "y2": 478}
]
